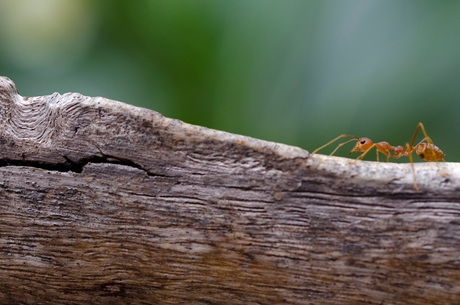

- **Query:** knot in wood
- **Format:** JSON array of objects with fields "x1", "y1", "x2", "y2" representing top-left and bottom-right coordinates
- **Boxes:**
[
  {"x1": 0, "y1": 76, "x2": 90, "y2": 145},
  {"x1": 0, "y1": 76, "x2": 18, "y2": 101}
]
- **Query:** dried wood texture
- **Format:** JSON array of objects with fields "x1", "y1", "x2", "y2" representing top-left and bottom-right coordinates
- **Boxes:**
[{"x1": 0, "y1": 76, "x2": 459, "y2": 304}]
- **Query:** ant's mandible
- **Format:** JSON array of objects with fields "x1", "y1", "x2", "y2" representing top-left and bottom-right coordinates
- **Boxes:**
[{"x1": 311, "y1": 122, "x2": 446, "y2": 190}]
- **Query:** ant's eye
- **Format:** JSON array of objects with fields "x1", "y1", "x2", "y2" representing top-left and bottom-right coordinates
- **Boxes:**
[{"x1": 360, "y1": 139, "x2": 366, "y2": 144}]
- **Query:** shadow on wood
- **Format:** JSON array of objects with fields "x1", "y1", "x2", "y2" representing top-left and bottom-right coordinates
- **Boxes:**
[{"x1": 0, "y1": 76, "x2": 459, "y2": 304}]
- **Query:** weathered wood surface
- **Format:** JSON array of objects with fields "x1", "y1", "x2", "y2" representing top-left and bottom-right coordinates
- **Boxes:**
[{"x1": 0, "y1": 76, "x2": 460, "y2": 304}]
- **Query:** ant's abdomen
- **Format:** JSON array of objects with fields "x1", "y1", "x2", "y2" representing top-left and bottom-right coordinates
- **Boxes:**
[{"x1": 416, "y1": 143, "x2": 445, "y2": 161}]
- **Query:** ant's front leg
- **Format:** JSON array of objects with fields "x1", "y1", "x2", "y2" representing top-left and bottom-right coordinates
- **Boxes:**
[{"x1": 349, "y1": 144, "x2": 377, "y2": 164}]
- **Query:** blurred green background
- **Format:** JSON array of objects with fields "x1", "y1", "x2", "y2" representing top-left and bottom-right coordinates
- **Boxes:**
[{"x1": 0, "y1": 0, "x2": 458, "y2": 161}]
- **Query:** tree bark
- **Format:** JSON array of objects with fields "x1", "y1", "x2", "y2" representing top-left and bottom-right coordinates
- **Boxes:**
[{"x1": 0, "y1": 76, "x2": 459, "y2": 304}]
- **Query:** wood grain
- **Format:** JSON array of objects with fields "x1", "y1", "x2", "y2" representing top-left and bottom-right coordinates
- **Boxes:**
[{"x1": 0, "y1": 76, "x2": 459, "y2": 304}]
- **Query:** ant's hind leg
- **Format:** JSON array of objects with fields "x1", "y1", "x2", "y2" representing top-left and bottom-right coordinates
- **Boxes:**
[
  {"x1": 409, "y1": 154, "x2": 419, "y2": 191},
  {"x1": 435, "y1": 160, "x2": 449, "y2": 177},
  {"x1": 418, "y1": 123, "x2": 432, "y2": 143},
  {"x1": 410, "y1": 122, "x2": 436, "y2": 147}
]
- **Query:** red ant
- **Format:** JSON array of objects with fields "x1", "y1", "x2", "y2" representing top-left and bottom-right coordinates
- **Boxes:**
[{"x1": 311, "y1": 122, "x2": 446, "y2": 190}]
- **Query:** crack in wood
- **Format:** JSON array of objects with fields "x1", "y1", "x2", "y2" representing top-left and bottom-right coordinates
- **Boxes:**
[{"x1": 0, "y1": 153, "x2": 163, "y2": 178}]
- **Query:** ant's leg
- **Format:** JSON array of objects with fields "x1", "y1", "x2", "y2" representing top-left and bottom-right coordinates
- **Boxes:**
[
  {"x1": 415, "y1": 137, "x2": 428, "y2": 147},
  {"x1": 376, "y1": 150, "x2": 379, "y2": 162},
  {"x1": 409, "y1": 123, "x2": 422, "y2": 148},
  {"x1": 409, "y1": 153, "x2": 419, "y2": 190},
  {"x1": 435, "y1": 161, "x2": 448, "y2": 177},
  {"x1": 418, "y1": 123, "x2": 436, "y2": 145},
  {"x1": 379, "y1": 151, "x2": 393, "y2": 162},
  {"x1": 415, "y1": 137, "x2": 438, "y2": 148},
  {"x1": 411, "y1": 123, "x2": 436, "y2": 148},
  {"x1": 350, "y1": 144, "x2": 377, "y2": 164},
  {"x1": 311, "y1": 135, "x2": 358, "y2": 156},
  {"x1": 431, "y1": 157, "x2": 449, "y2": 177}
]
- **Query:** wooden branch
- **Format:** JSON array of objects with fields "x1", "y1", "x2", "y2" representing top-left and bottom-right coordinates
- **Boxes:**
[{"x1": 0, "y1": 76, "x2": 459, "y2": 304}]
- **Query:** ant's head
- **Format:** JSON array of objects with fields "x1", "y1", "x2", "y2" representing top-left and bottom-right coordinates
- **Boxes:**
[{"x1": 349, "y1": 137, "x2": 373, "y2": 154}]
